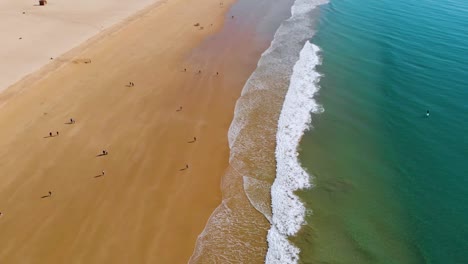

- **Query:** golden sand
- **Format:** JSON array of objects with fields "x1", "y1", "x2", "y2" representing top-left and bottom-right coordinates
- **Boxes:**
[{"x1": 0, "y1": 0, "x2": 264, "y2": 262}]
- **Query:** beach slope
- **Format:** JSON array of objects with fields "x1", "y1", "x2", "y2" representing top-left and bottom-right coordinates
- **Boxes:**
[{"x1": 0, "y1": 0, "x2": 258, "y2": 262}]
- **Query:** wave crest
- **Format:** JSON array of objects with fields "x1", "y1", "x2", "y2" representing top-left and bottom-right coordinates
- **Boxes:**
[{"x1": 267, "y1": 41, "x2": 323, "y2": 264}]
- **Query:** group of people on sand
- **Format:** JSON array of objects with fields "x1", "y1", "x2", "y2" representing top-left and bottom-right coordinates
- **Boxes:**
[
  {"x1": 39, "y1": 117, "x2": 108, "y2": 202},
  {"x1": 0, "y1": 69, "x2": 207, "y2": 218},
  {"x1": 48, "y1": 117, "x2": 78, "y2": 137}
]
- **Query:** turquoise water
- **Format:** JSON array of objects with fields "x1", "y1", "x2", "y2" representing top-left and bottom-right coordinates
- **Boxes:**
[{"x1": 295, "y1": 0, "x2": 468, "y2": 263}]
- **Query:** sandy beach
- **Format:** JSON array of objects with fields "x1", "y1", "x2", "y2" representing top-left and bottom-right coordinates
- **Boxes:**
[
  {"x1": 0, "y1": 0, "x2": 269, "y2": 262},
  {"x1": 0, "y1": 0, "x2": 163, "y2": 92}
]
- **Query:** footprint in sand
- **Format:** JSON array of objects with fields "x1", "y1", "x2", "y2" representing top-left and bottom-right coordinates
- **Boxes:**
[{"x1": 72, "y1": 58, "x2": 92, "y2": 64}]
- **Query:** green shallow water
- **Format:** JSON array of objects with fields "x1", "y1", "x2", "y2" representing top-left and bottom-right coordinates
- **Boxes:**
[{"x1": 294, "y1": 0, "x2": 468, "y2": 263}]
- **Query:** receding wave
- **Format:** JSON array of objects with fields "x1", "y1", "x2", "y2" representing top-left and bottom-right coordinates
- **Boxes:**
[
  {"x1": 189, "y1": 0, "x2": 327, "y2": 263},
  {"x1": 266, "y1": 41, "x2": 323, "y2": 264}
]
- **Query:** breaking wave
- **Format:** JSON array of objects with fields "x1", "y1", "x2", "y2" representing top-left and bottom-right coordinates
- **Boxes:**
[
  {"x1": 189, "y1": 0, "x2": 327, "y2": 262},
  {"x1": 266, "y1": 41, "x2": 323, "y2": 264}
]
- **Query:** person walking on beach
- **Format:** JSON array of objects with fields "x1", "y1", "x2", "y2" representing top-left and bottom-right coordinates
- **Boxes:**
[
  {"x1": 70, "y1": 118, "x2": 75, "y2": 124},
  {"x1": 102, "y1": 170, "x2": 105, "y2": 176},
  {"x1": 194, "y1": 137, "x2": 197, "y2": 142},
  {"x1": 49, "y1": 132, "x2": 52, "y2": 137},
  {"x1": 186, "y1": 164, "x2": 189, "y2": 169},
  {"x1": 184, "y1": 68, "x2": 187, "y2": 72},
  {"x1": 56, "y1": 131, "x2": 59, "y2": 136},
  {"x1": 48, "y1": 191, "x2": 52, "y2": 197}
]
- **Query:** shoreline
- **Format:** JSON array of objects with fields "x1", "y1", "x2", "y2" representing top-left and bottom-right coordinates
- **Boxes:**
[
  {"x1": 189, "y1": 0, "x2": 327, "y2": 262},
  {"x1": 0, "y1": 0, "x2": 262, "y2": 262}
]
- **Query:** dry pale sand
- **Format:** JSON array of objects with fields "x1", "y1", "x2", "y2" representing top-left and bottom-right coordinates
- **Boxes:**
[
  {"x1": 0, "y1": 0, "x2": 161, "y2": 92},
  {"x1": 0, "y1": 0, "x2": 267, "y2": 263}
]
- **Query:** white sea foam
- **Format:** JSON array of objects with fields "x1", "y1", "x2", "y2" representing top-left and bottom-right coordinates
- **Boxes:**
[
  {"x1": 266, "y1": 42, "x2": 323, "y2": 263},
  {"x1": 228, "y1": 0, "x2": 327, "y2": 149},
  {"x1": 190, "y1": 0, "x2": 327, "y2": 262}
]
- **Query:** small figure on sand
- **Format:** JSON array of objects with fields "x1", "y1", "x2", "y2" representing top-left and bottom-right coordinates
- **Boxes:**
[
  {"x1": 176, "y1": 106, "x2": 183, "y2": 112},
  {"x1": 194, "y1": 137, "x2": 197, "y2": 142},
  {"x1": 102, "y1": 170, "x2": 105, "y2": 176},
  {"x1": 56, "y1": 131, "x2": 59, "y2": 136},
  {"x1": 49, "y1": 132, "x2": 53, "y2": 137},
  {"x1": 216, "y1": 72, "x2": 219, "y2": 76},
  {"x1": 186, "y1": 164, "x2": 189, "y2": 169},
  {"x1": 198, "y1": 70, "x2": 202, "y2": 74},
  {"x1": 48, "y1": 191, "x2": 52, "y2": 197},
  {"x1": 102, "y1": 150, "x2": 108, "y2": 155},
  {"x1": 70, "y1": 118, "x2": 75, "y2": 124},
  {"x1": 184, "y1": 68, "x2": 187, "y2": 72},
  {"x1": 129, "y1": 82, "x2": 135, "y2": 87}
]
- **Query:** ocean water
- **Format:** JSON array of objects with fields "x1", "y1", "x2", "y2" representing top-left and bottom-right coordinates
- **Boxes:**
[
  {"x1": 190, "y1": 0, "x2": 468, "y2": 262},
  {"x1": 190, "y1": 0, "x2": 328, "y2": 262},
  {"x1": 294, "y1": 0, "x2": 468, "y2": 263}
]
